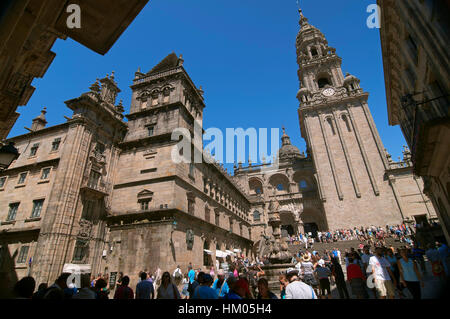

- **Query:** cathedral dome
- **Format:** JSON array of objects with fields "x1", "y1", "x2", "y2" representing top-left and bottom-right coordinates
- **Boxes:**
[{"x1": 278, "y1": 128, "x2": 303, "y2": 160}]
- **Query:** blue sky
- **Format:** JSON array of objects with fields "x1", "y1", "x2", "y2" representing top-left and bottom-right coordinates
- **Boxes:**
[{"x1": 9, "y1": 0, "x2": 407, "y2": 171}]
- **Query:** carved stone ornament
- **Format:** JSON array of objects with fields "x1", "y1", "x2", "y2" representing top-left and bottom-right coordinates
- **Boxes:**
[{"x1": 186, "y1": 229, "x2": 194, "y2": 250}]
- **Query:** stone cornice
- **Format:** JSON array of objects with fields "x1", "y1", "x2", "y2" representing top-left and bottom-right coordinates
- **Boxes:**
[
  {"x1": 131, "y1": 66, "x2": 205, "y2": 108},
  {"x1": 1, "y1": 158, "x2": 60, "y2": 174},
  {"x1": 6, "y1": 122, "x2": 71, "y2": 142},
  {"x1": 299, "y1": 91, "x2": 369, "y2": 113}
]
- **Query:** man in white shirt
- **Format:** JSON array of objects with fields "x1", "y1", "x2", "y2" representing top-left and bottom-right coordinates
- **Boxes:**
[
  {"x1": 369, "y1": 247, "x2": 397, "y2": 299},
  {"x1": 284, "y1": 271, "x2": 317, "y2": 299}
]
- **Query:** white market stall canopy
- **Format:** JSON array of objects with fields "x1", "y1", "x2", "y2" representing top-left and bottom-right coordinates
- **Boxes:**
[
  {"x1": 215, "y1": 250, "x2": 227, "y2": 258},
  {"x1": 203, "y1": 249, "x2": 212, "y2": 255},
  {"x1": 225, "y1": 250, "x2": 236, "y2": 256},
  {"x1": 63, "y1": 263, "x2": 91, "y2": 274}
]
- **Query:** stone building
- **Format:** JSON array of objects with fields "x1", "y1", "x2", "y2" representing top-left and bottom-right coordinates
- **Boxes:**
[
  {"x1": 0, "y1": 0, "x2": 149, "y2": 140},
  {"x1": 378, "y1": 0, "x2": 449, "y2": 243},
  {"x1": 0, "y1": 54, "x2": 253, "y2": 295}
]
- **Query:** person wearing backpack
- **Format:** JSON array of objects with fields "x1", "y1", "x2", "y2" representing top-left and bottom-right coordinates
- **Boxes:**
[{"x1": 113, "y1": 276, "x2": 134, "y2": 299}]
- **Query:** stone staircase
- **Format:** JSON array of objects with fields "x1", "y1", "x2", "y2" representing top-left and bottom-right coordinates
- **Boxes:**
[{"x1": 287, "y1": 237, "x2": 405, "y2": 257}]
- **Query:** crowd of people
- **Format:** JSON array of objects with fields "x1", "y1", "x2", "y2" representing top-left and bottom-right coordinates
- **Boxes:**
[
  {"x1": 286, "y1": 224, "x2": 415, "y2": 248},
  {"x1": 9, "y1": 238, "x2": 449, "y2": 300}
]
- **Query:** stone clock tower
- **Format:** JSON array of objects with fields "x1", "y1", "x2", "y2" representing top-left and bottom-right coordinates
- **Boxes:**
[{"x1": 295, "y1": 9, "x2": 405, "y2": 229}]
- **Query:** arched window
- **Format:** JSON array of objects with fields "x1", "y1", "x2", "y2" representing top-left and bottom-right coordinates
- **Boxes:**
[
  {"x1": 318, "y1": 77, "x2": 331, "y2": 88},
  {"x1": 311, "y1": 47, "x2": 318, "y2": 57},
  {"x1": 299, "y1": 180, "x2": 308, "y2": 189},
  {"x1": 342, "y1": 114, "x2": 352, "y2": 132},
  {"x1": 277, "y1": 184, "x2": 284, "y2": 191},
  {"x1": 326, "y1": 117, "x2": 336, "y2": 135},
  {"x1": 253, "y1": 210, "x2": 261, "y2": 222}
]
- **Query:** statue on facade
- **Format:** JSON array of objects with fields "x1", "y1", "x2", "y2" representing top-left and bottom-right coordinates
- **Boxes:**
[{"x1": 186, "y1": 229, "x2": 194, "y2": 250}]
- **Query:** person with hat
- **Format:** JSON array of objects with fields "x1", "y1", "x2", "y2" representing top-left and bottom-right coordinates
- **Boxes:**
[
  {"x1": 191, "y1": 274, "x2": 218, "y2": 299},
  {"x1": 314, "y1": 259, "x2": 332, "y2": 299},
  {"x1": 212, "y1": 269, "x2": 229, "y2": 298},
  {"x1": 300, "y1": 254, "x2": 319, "y2": 295}
]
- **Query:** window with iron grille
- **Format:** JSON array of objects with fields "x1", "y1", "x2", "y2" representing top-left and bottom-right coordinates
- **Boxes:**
[
  {"x1": 18, "y1": 172, "x2": 27, "y2": 184},
  {"x1": 41, "y1": 168, "x2": 51, "y2": 180},
  {"x1": 73, "y1": 241, "x2": 87, "y2": 262},
  {"x1": 17, "y1": 246, "x2": 29, "y2": 264},
  {"x1": 31, "y1": 199, "x2": 44, "y2": 218},
  {"x1": 30, "y1": 144, "x2": 39, "y2": 157},
  {"x1": 140, "y1": 200, "x2": 150, "y2": 211},
  {"x1": 147, "y1": 126, "x2": 154, "y2": 137},
  {"x1": 81, "y1": 200, "x2": 95, "y2": 220},
  {"x1": 51, "y1": 138, "x2": 61, "y2": 151}
]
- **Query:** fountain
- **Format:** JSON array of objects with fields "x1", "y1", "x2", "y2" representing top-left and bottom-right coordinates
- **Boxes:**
[{"x1": 259, "y1": 195, "x2": 295, "y2": 293}]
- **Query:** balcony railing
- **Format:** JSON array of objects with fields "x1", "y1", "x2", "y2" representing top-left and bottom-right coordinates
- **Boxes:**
[{"x1": 81, "y1": 176, "x2": 111, "y2": 196}]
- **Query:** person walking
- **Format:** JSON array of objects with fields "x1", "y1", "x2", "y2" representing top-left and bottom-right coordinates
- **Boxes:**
[
  {"x1": 156, "y1": 272, "x2": 181, "y2": 299},
  {"x1": 369, "y1": 247, "x2": 397, "y2": 299},
  {"x1": 113, "y1": 276, "x2": 134, "y2": 299},
  {"x1": 191, "y1": 274, "x2": 218, "y2": 299},
  {"x1": 397, "y1": 248, "x2": 424, "y2": 299},
  {"x1": 284, "y1": 270, "x2": 317, "y2": 299},
  {"x1": 300, "y1": 254, "x2": 318, "y2": 296},
  {"x1": 136, "y1": 272, "x2": 155, "y2": 299},
  {"x1": 212, "y1": 269, "x2": 229, "y2": 298},
  {"x1": 331, "y1": 257, "x2": 349, "y2": 299},
  {"x1": 314, "y1": 260, "x2": 332, "y2": 299},
  {"x1": 346, "y1": 255, "x2": 367, "y2": 299},
  {"x1": 181, "y1": 273, "x2": 190, "y2": 299}
]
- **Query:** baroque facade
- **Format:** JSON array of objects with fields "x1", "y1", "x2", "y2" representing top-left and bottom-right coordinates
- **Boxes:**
[
  {"x1": 378, "y1": 0, "x2": 450, "y2": 243},
  {"x1": 235, "y1": 9, "x2": 436, "y2": 244},
  {"x1": 0, "y1": 8, "x2": 438, "y2": 295}
]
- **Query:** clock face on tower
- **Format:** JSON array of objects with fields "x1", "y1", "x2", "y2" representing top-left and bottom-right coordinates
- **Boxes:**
[{"x1": 322, "y1": 88, "x2": 335, "y2": 96}]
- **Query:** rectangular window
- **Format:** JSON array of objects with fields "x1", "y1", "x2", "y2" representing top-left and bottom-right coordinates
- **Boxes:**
[
  {"x1": 73, "y1": 241, "x2": 86, "y2": 262},
  {"x1": 41, "y1": 168, "x2": 51, "y2": 180},
  {"x1": 0, "y1": 177, "x2": 6, "y2": 188},
  {"x1": 51, "y1": 138, "x2": 61, "y2": 151},
  {"x1": 81, "y1": 200, "x2": 95, "y2": 220},
  {"x1": 29, "y1": 144, "x2": 39, "y2": 157},
  {"x1": 17, "y1": 246, "x2": 29, "y2": 264},
  {"x1": 140, "y1": 200, "x2": 150, "y2": 211},
  {"x1": 17, "y1": 172, "x2": 27, "y2": 185},
  {"x1": 31, "y1": 199, "x2": 44, "y2": 218},
  {"x1": 147, "y1": 126, "x2": 154, "y2": 137},
  {"x1": 7, "y1": 203, "x2": 19, "y2": 221},
  {"x1": 88, "y1": 171, "x2": 101, "y2": 189}
]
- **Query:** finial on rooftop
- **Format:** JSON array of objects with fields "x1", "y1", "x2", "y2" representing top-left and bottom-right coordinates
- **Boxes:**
[
  {"x1": 297, "y1": 1, "x2": 309, "y2": 27},
  {"x1": 111, "y1": 71, "x2": 115, "y2": 79},
  {"x1": 89, "y1": 79, "x2": 101, "y2": 93},
  {"x1": 178, "y1": 54, "x2": 184, "y2": 66}
]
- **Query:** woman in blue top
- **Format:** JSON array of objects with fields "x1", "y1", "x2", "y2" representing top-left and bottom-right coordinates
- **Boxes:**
[{"x1": 397, "y1": 248, "x2": 424, "y2": 299}]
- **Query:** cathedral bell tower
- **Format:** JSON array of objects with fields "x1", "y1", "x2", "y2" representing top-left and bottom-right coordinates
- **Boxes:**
[{"x1": 295, "y1": 8, "x2": 404, "y2": 230}]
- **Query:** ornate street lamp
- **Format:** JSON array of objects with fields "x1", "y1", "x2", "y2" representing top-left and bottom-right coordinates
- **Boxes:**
[{"x1": 0, "y1": 142, "x2": 19, "y2": 170}]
